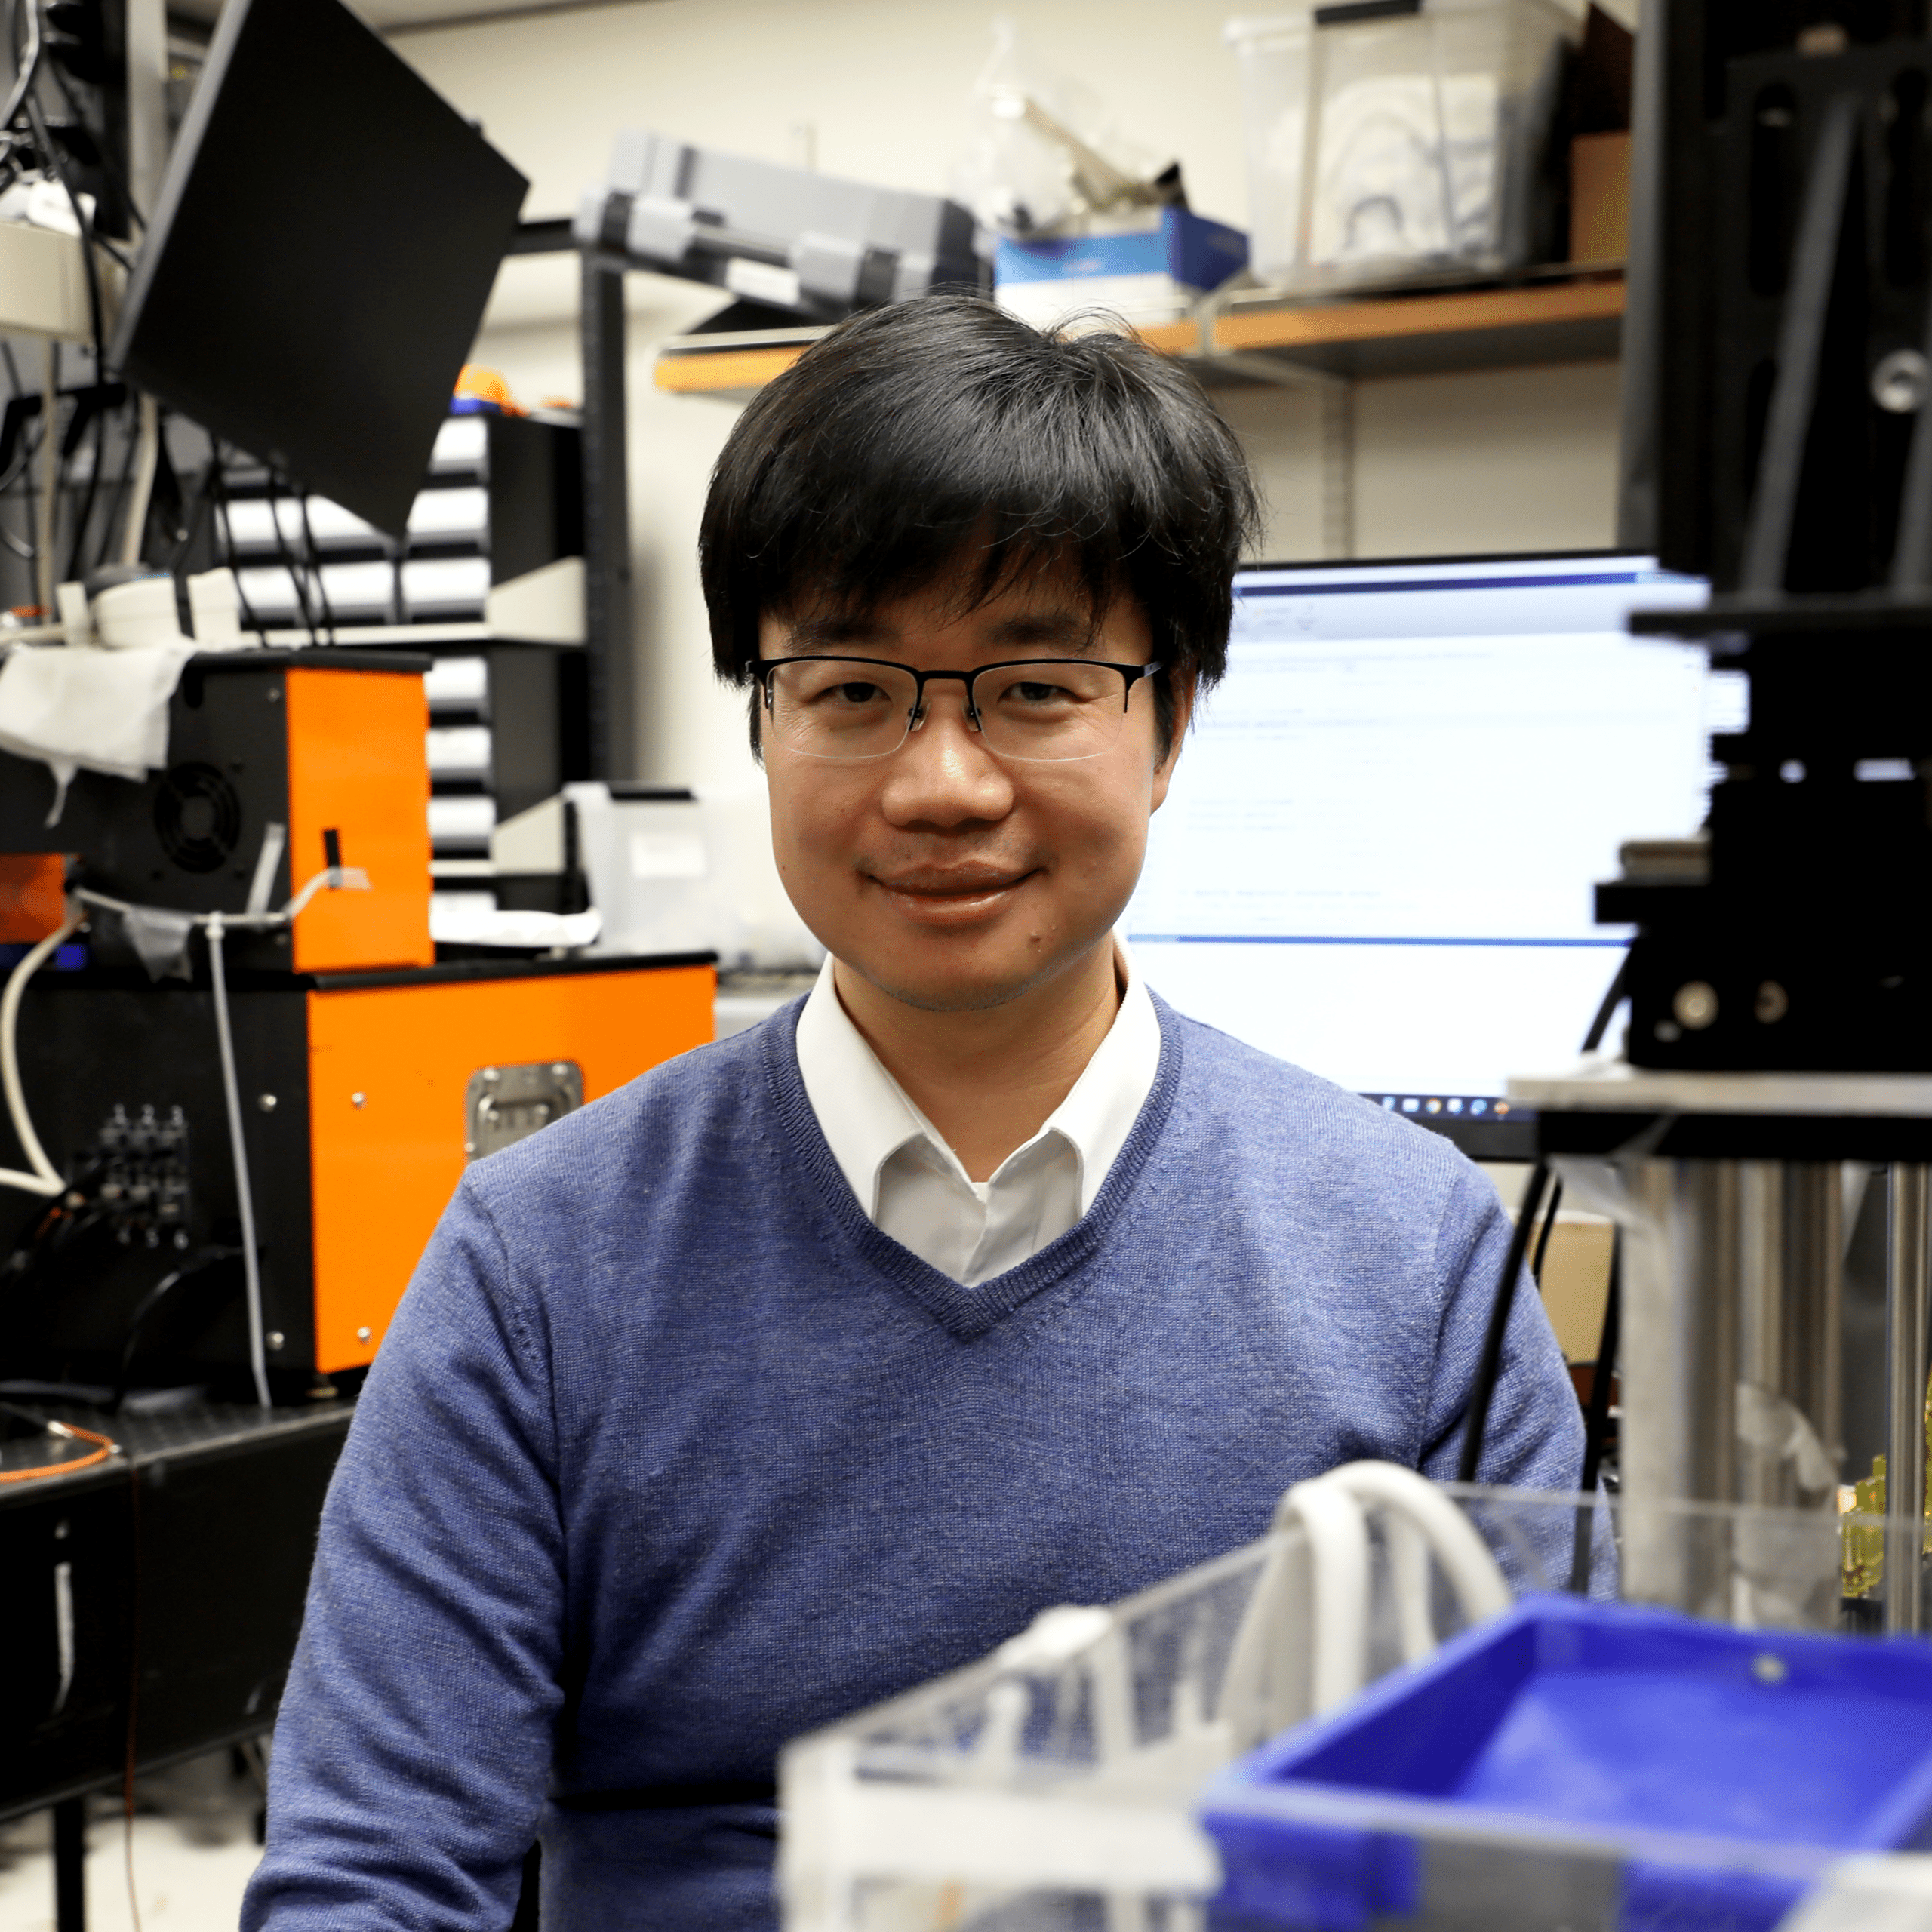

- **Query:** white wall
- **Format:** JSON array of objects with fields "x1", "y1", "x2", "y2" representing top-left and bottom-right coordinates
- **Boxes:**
[{"x1": 397, "y1": 0, "x2": 1626, "y2": 789}]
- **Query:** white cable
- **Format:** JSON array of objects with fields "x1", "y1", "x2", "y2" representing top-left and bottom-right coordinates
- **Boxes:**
[
  {"x1": 118, "y1": 392, "x2": 160, "y2": 566},
  {"x1": 0, "y1": 913, "x2": 79, "y2": 1197},
  {"x1": 1324, "y1": 1460, "x2": 1514, "y2": 1626},
  {"x1": 1275, "y1": 1477, "x2": 1370, "y2": 1715},
  {"x1": 205, "y1": 915, "x2": 271, "y2": 1410},
  {"x1": 75, "y1": 863, "x2": 368, "y2": 934}
]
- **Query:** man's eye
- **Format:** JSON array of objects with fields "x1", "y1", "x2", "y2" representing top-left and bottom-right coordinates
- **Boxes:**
[
  {"x1": 1008, "y1": 681, "x2": 1072, "y2": 705},
  {"x1": 832, "y1": 681, "x2": 886, "y2": 705}
]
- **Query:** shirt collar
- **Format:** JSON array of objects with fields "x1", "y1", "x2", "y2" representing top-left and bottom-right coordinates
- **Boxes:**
[{"x1": 792, "y1": 940, "x2": 1161, "y2": 1220}]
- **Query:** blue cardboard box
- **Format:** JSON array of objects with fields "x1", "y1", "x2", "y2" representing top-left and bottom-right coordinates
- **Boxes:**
[{"x1": 995, "y1": 207, "x2": 1247, "y2": 327}]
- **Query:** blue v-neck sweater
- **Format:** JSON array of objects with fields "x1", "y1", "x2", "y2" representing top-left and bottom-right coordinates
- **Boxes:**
[{"x1": 244, "y1": 996, "x2": 1580, "y2": 1932}]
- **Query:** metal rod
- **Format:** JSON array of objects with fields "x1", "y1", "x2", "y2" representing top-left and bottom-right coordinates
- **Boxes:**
[
  {"x1": 1887, "y1": 1164, "x2": 1930, "y2": 1632},
  {"x1": 52, "y1": 1796, "x2": 85, "y2": 1932},
  {"x1": 36, "y1": 343, "x2": 57, "y2": 620},
  {"x1": 1739, "y1": 91, "x2": 1860, "y2": 595},
  {"x1": 580, "y1": 251, "x2": 631, "y2": 782}
]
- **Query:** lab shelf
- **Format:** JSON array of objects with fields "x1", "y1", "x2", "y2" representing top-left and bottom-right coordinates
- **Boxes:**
[
  {"x1": 651, "y1": 275, "x2": 1624, "y2": 395},
  {"x1": 258, "y1": 622, "x2": 581, "y2": 651},
  {"x1": 1203, "y1": 271, "x2": 1626, "y2": 382}
]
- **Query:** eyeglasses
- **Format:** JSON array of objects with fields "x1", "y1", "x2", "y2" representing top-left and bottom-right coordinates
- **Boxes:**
[{"x1": 754, "y1": 657, "x2": 1164, "y2": 764}]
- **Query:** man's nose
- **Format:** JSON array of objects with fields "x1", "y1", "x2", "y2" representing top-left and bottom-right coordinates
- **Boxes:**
[{"x1": 877, "y1": 685, "x2": 1014, "y2": 826}]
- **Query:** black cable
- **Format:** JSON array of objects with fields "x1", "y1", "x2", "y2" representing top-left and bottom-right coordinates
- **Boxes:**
[
  {"x1": 1567, "y1": 1228, "x2": 1623, "y2": 1593},
  {"x1": 210, "y1": 445, "x2": 269, "y2": 645},
  {"x1": 1528, "y1": 1177, "x2": 1564, "y2": 1286},
  {"x1": 296, "y1": 485, "x2": 336, "y2": 646},
  {"x1": 6, "y1": 342, "x2": 48, "y2": 581},
  {"x1": 112, "y1": 1246, "x2": 242, "y2": 1410},
  {"x1": 1457, "y1": 1158, "x2": 1552, "y2": 1484},
  {"x1": 1581, "y1": 949, "x2": 1630, "y2": 1054},
  {"x1": 1456, "y1": 949, "x2": 1629, "y2": 1485},
  {"x1": 0, "y1": 0, "x2": 45, "y2": 166},
  {"x1": 266, "y1": 468, "x2": 319, "y2": 647},
  {"x1": 45, "y1": 55, "x2": 143, "y2": 235}
]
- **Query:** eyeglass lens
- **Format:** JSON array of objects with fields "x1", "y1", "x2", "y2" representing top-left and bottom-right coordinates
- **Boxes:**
[{"x1": 765, "y1": 660, "x2": 1141, "y2": 763}]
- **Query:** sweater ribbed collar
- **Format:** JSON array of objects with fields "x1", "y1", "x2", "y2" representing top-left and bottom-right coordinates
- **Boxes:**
[{"x1": 759, "y1": 990, "x2": 1186, "y2": 1341}]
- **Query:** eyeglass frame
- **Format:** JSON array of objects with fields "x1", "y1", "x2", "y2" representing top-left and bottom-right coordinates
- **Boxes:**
[{"x1": 751, "y1": 655, "x2": 1167, "y2": 761}]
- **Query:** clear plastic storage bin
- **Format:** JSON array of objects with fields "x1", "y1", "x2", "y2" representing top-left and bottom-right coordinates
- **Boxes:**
[
  {"x1": 779, "y1": 1478, "x2": 1932, "y2": 1932},
  {"x1": 1226, "y1": 0, "x2": 1576, "y2": 293}
]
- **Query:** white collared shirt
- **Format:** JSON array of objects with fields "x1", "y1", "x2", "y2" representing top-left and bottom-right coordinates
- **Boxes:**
[{"x1": 793, "y1": 942, "x2": 1161, "y2": 1285}]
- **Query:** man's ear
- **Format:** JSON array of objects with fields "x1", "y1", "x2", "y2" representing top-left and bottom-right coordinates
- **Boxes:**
[{"x1": 1150, "y1": 670, "x2": 1197, "y2": 811}]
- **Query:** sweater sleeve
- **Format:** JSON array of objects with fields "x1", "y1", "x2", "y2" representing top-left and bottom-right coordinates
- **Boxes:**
[
  {"x1": 1418, "y1": 1163, "x2": 1586, "y2": 1524},
  {"x1": 242, "y1": 1174, "x2": 563, "y2": 1931}
]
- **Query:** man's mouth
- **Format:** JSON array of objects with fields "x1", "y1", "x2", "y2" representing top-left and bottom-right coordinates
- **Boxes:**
[{"x1": 866, "y1": 864, "x2": 1038, "y2": 917}]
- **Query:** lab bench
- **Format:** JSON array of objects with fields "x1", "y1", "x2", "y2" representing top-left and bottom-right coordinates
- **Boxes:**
[{"x1": 0, "y1": 1398, "x2": 352, "y2": 1927}]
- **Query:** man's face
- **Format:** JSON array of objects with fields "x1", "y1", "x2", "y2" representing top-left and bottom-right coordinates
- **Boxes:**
[{"x1": 760, "y1": 566, "x2": 1187, "y2": 1014}]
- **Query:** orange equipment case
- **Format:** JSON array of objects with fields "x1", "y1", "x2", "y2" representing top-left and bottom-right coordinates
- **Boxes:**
[
  {"x1": 0, "y1": 650, "x2": 433, "y2": 973},
  {"x1": 0, "y1": 649, "x2": 717, "y2": 1396}
]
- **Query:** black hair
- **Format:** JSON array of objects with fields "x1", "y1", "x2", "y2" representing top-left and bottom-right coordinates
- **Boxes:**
[{"x1": 698, "y1": 294, "x2": 1261, "y2": 756}]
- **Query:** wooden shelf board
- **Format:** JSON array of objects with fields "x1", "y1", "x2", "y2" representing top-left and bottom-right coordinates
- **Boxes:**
[
  {"x1": 1202, "y1": 277, "x2": 1625, "y2": 380},
  {"x1": 651, "y1": 278, "x2": 1626, "y2": 395},
  {"x1": 655, "y1": 316, "x2": 1201, "y2": 395},
  {"x1": 1214, "y1": 276, "x2": 1624, "y2": 352},
  {"x1": 657, "y1": 345, "x2": 813, "y2": 394}
]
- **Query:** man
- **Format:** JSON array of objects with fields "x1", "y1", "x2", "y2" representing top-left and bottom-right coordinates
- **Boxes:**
[{"x1": 245, "y1": 297, "x2": 1580, "y2": 1931}]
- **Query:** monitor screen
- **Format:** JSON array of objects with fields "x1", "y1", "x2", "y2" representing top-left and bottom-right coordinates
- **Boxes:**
[
  {"x1": 1125, "y1": 554, "x2": 1721, "y2": 1154},
  {"x1": 109, "y1": 0, "x2": 528, "y2": 535}
]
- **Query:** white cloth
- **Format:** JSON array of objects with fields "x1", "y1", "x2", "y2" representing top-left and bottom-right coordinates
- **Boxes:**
[
  {"x1": 794, "y1": 940, "x2": 1161, "y2": 1286},
  {"x1": 0, "y1": 641, "x2": 194, "y2": 821}
]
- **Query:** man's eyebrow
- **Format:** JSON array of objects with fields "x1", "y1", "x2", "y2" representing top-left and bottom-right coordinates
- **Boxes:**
[
  {"x1": 781, "y1": 612, "x2": 893, "y2": 651},
  {"x1": 986, "y1": 611, "x2": 1099, "y2": 651}
]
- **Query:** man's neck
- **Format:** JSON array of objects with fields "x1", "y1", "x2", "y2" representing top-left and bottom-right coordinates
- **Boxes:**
[{"x1": 832, "y1": 942, "x2": 1124, "y2": 1183}]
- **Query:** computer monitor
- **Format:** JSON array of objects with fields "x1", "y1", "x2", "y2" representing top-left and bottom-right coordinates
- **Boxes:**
[
  {"x1": 109, "y1": 0, "x2": 528, "y2": 536},
  {"x1": 1124, "y1": 553, "x2": 1718, "y2": 1158}
]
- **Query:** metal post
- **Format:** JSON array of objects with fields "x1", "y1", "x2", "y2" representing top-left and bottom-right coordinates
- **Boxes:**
[
  {"x1": 580, "y1": 251, "x2": 632, "y2": 781},
  {"x1": 1319, "y1": 376, "x2": 1355, "y2": 562},
  {"x1": 1620, "y1": 1158, "x2": 1739, "y2": 1616},
  {"x1": 1887, "y1": 1164, "x2": 1930, "y2": 1633},
  {"x1": 1780, "y1": 1163, "x2": 1843, "y2": 1495},
  {"x1": 52, "y1": 1797, "x2": 85, "y2": 1932}
]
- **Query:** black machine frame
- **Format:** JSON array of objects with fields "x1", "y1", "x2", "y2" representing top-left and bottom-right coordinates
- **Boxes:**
[{"x1": 1614, "y1": 2, "x2": 1932, "y2": 1073}]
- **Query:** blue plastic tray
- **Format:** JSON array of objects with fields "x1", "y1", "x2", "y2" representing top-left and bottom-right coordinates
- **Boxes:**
[{"x1": 1199, "y1": 1595, "x2": 1932, "y2": 1931}]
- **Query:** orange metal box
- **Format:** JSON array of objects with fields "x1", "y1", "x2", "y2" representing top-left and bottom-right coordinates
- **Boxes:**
[
  {"x1": 0, "y1": 954, "x2": 716, "y2": 1392},
  {"x1": 306, "y1": 958, "x2": 716, "y2": 1372},
  {"x1": 0, "y1": 649, "x2": 432, "y2": 974}
]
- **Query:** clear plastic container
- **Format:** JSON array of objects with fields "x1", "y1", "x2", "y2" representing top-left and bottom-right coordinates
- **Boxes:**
[
  {"x1": 778, "y1": 1482, "x2": 1932, "y2": 1932},
  {"x1": 1226, "y1": 0, "x2": 1576, "y2": 293}
]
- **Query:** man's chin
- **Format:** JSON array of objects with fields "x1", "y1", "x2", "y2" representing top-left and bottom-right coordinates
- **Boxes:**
[
  {"x1": 841, "y1": 941, "x2": 1077, "y2": 1017},
  {"x1": 860, "y1": 966, "x2": 1046, "y2": 1016}
]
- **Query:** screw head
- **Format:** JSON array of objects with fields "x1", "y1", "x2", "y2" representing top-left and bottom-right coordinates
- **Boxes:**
[
  {"x1": 1752, "y1": 1651, "x2": 1788, "y2": 1685},
  {"x1": 356, "y1": 1325, "x2": 372, "y2": 1343},
  {"x1": 552, "y1": 1063, "x2": 569, "y2": 1078},
  {"x1": 351, "y1": 1092, "x2": 367, "y2": 1109},
  {"x1": 257, "y1": 1092, "x2": 277, "y2": 1113},
  {"x1": 1873, "y1": 348, "x2": 1930, "y2": 414},
  {"x1": 1672, "y1": 981, "x2": 1719, "y2": 1030},
  {"x1": 1755, "y1": 980, "x2": 1789, "y2": 1024},
  {"x1": 266, "y1": 1331, "x2": 285, "y2": 1350}
]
